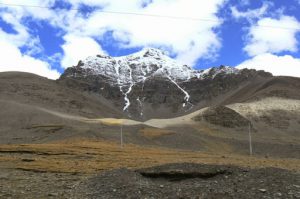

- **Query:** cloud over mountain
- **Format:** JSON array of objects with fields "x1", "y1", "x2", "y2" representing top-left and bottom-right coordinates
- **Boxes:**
[{"x1": 0, "y1": 0, "x2": 299, "y2": 78}]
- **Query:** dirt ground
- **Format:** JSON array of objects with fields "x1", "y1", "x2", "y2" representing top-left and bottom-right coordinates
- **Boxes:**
[
  {"x1": 0, "y1": 72, "x2": 299, "y2": 198},
  {"x1": 0, "y1": 138, "x2": 299, "y2": 198},
  {"x1": 73, "y1": 163, "x2": 300, "y2": 199}
]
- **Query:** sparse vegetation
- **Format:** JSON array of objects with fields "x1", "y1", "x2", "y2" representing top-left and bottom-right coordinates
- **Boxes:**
[
  {"x1": 140, "y1": 127, "x2": 175, "y2": 139},
  {"x1": 25, "y1": 124, "x2": 65, "y2": 134},
  {"x1": 0, "y1": 138, "x2": 299, "y2": 174}
]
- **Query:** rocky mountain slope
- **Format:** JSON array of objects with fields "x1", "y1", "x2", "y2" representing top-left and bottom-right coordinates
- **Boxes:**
[
  {"x1": 0, "y1": 72, "x2": 123, "y2": 119},
  {"x1": 1, "y1": 48, "x2": 299, "y2": 152},
  {"x1": 59, "y1": 48, "x2": 275, "y2": 120},
  {"x1": 1, "y1": 48, "x2": 300, "y2": 199}
]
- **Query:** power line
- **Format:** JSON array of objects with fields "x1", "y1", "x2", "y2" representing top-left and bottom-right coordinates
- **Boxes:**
[
  {"x1": 0, "y1": 2, "x2": 300, "y2": 31},
  {"x1": 0, "y1": 2, "x2": 217, "y2": 22}
]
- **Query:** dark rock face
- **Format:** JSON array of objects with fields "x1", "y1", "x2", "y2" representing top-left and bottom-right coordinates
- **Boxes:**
[
  {"x1": 137, "y1": 163, "x2": 230, "y2": 180},
  {"x1": 59, "y1": 63, "x2": 273, "y2": 120},
  {"x1": 182, "y1": 69, "x2": 271, "y2": 104},
  {"x1": 58, "y1": 49, "x2": 276, "y2": 120},
  {"x1": 194, "y1": 106, "x2": 250, "y2": 128}
]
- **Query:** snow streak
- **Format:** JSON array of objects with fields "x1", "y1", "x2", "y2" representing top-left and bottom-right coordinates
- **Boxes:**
[
  {"x1": 137, "y1": 97, "x2": 143, "y2": 116},
  {"x1": 123, "y1": 63, "x2": 134, "y2": 111},
  {"x1": 80, "y1": 48, "x2": 240, "y2": 114},
  {"x1": 167, "y1": 76, "x2": 191, "y2": 107}
]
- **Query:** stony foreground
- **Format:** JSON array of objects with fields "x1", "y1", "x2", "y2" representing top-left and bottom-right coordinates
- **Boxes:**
[
  {"x1": 0, "y1": 139, "x2": 299, "y2": 198},
  {"x1": 71, "y1": 163, "x2": 300, "y2": 199},
  {"x1": 1, "y1": 163, "x2": 299, "y2": 198},
  {"x1": 3, "y1": 163, "x2": 297, "y2": 199}
]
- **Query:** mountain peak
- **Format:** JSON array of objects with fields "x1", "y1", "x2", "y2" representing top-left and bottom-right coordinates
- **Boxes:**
[
  {"x1": 67, "y1": 51, "x2": 241, "y2": 88},
  {"x1": 63, "y1": 51, "x2": 243, "y2": 113},
  {"x1": 135, "y1": 47, "x2": 167, "y2": 57},
  {"x1": 77, "y1": 48, "x2": 199, "y2": 83}
]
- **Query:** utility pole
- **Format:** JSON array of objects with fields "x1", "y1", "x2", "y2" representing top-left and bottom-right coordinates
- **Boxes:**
[
  {"x1": 248, "y1": 122, "x2": 252, "y2": 156},
  {"x1": 120, "y1": 121, "x2": 123, "y2": 148}
]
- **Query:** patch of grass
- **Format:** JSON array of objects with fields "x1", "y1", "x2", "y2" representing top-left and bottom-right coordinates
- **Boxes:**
[
  {"x1": 25, "y1": 124, "x2": 64, "y2": 133},
  {"x1": 140, "y1": 128, "x2": 175, "y2": 139},
  {"x1": 27, "y1": 124, "x2": 65, "y2": 129},
  {"x1": 0, "y1": 138, "x2": 299, "y2": 173}
]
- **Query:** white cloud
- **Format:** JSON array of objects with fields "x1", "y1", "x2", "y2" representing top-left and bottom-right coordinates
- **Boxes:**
[
  {"x1": 0, "y1": 0, "x2": 227, "y2": 69},
  {"x1": 244, "y1": 16, "x2": 300, "y2": 56},
  {"x1": 232, "y1": 4, "x2": 300, "y2": 78},
  {"x1": 61, "y1": 34, "x2": 106, "y2": 68},
  {"x1": 58, "y1": 0, "x2": 226, "y2": 66},
  {"x1": 0, "y1": 40, "x2": 60, "y2": 79},
  {"x1": 0, "y1": 1, "x2": 59, "y2": 79},
  {"x1": 236, "y1": 53, "x2": 300, "y2": 77},
  {"x1": 1, "y1": 0, "x2": 227, "y2": 68},
  {"x1": 231, "y1": 2, "x2": 271, "y2": 21},
  {"x1": 0, "y1": 12, "x2": 30, "y2": 47}
]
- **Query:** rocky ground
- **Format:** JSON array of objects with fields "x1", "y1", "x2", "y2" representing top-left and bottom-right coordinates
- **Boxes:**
[
  {"x1": 0, "y1": 139, "x2": 299, "y2": 199},
  {"x1": 1, "y1": 163, "x2": 299, "y2": 199},
  {"x1": 0, "y1": 72, "x2": 299, "y2": 198},
  {"x1": 73, "y1": 163, "x2": 300, "y2": 199},
  {"x1": 0, "y1": 168, "x2": 86, "y2": 199}
]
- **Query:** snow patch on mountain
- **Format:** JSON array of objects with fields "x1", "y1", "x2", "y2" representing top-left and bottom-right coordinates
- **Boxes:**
[
  {"x1": 167, "y1": 76, "x2": 191, "y2": 107},
  {"x1": 136, "y1": 97, "x2": 144, "y2": 117},
  {"x1": 81, "y1": 48, "x2": 199, "y2": 84},
  {"x1": 78, "y1": 48, "x2": 239, "y2": 111}
]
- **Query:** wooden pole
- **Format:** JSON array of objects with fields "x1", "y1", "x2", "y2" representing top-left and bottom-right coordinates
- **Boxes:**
[
  {"x1": 248, "y1": 122, "x2": 252, "y2": 156},
  {"x1": 120, "y1": 122, "x2": 123, "y2": 148}
]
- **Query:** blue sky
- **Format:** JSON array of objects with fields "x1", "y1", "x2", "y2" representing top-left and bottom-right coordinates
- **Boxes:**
[{"x1": 0, "y1": 0, "x2": 299, "y2": 79}]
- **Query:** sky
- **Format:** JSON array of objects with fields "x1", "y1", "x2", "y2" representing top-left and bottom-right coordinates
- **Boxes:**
[{"x1": 0, "y1": 0, "x2": 299, "y2": 79}]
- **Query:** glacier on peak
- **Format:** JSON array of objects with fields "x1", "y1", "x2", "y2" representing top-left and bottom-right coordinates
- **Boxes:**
[
  {"x1": 80, "y1": 47, "x2": 238, "y2": 85},
  {"x1": 76, "y1": 48, "x2": 239, "y2": 112}
]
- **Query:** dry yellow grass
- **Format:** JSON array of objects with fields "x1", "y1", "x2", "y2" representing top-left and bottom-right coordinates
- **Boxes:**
[
  {"x1": 140, "y1": 127, "x2": 175, "y2": 139},
  {"x1": 83, "y1": 118, "x2": 142, "y2": 126},
  {"x1": 0, "y1": 138, "x2": 299, "y2": 174}
]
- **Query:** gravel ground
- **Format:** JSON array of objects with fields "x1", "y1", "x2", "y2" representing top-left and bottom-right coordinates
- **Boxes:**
[
  {"x1": 72, "y1": 163, "x2": 300, "y2": 199},
  {"x1": 0, "y1": 168, "x2": 87, "y2": 199},
  {"x1": 0, "y1": 163, "x2": 299, "y2": 198}
]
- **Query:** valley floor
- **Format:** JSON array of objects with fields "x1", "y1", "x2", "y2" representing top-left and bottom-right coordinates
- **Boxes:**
[{"x1": 0, "y1": 138, "x2": 299, "y2": 198}]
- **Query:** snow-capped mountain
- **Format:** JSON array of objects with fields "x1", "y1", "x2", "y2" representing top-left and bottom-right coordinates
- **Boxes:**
[
  {"x1": 77, "y1": 48, "x2": 238, "y2": 84},
  {"x1": 60, "y1": 48, "x2": 270, "y2": 120}
]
